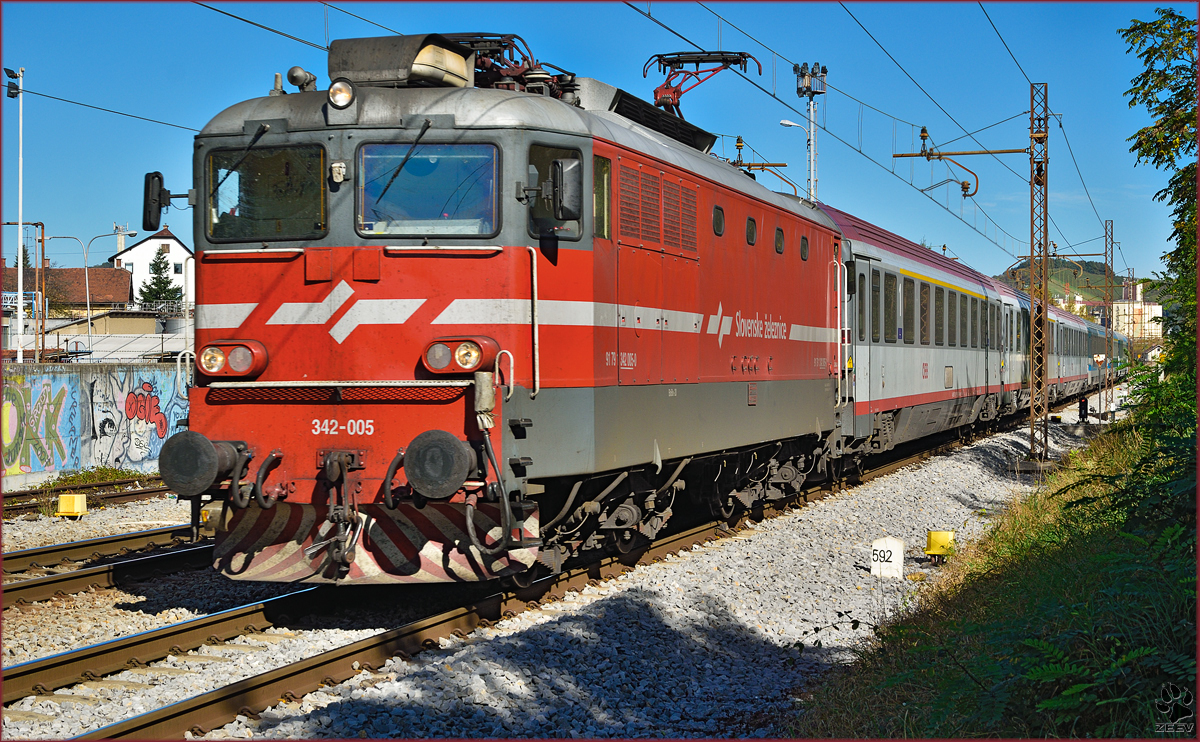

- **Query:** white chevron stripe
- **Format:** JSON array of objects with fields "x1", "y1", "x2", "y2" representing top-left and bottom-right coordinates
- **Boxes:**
[
  {"x1": 267, "y1": 281, "x2": 354, "y2": 325},
  {"x1": 328, "y1": 298, "x2": 426, "y2": 344},
  {"x1": 195, "y1": 303, "x2": 257, "y2": 330}
]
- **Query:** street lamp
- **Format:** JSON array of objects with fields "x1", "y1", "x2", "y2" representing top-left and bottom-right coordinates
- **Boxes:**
[{"x1": 48, "y1": 229, "x2": 135, "y2": 358}]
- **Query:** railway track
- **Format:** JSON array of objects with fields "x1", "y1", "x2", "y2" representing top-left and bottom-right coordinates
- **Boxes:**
[
  {"x1": 2, "y1": 403, "x2": 1104, "y2": 738},
  {"x1": 3, "y1": 477, "x2": 172, "y2": 518}
]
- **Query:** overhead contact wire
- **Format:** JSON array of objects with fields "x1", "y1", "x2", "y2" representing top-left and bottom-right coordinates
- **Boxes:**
[
  {"x1": 624, "y1": 2, "x2": 1023, "y2": 257},
  {"x1": 195, "y1": 2, "x2": 328, "y2": 50}
]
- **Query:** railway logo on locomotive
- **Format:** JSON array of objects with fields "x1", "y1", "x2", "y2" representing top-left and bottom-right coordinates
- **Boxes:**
[
  {"x1": 706, "y1": 303, "x2": 735, "y2": 347},
  {"x1": 263, "y1": 280, "x2": 425, "y2": 344}
]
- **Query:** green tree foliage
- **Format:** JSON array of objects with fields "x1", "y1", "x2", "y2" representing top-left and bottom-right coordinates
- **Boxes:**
[
  {"x1": 138, "y1": 249, "x2": 183, "y2": 304},
  {"x1": 1120, "y1": 8, "x2": 1197, "y2": 375}
]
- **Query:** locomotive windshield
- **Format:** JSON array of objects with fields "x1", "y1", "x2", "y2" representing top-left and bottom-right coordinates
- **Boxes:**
[
  {"x1": 358, "y1": 143, "x2": 498, "y2": 236},
  {"x1": 207, "y1": 145, "x2": 326, "y2": 241}
]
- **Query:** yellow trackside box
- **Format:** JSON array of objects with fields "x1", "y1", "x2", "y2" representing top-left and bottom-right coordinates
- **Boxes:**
[
  {"x1": 925, "y1": 530, "x2": 956, "y2": 555},
  {"x1": 55, "y1": 494, "x2": 87, "y2": 517}
]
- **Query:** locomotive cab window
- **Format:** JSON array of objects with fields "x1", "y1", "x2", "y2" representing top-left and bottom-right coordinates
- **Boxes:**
[
  {"x1": 594, "y1": 156, "x2": 611, "y2": 240},
  {"x1": 208, "y1": 145, "x2": 327, "y2": 242},
  {"x1": 746, "y1": 217, "x2": 757, "y2": 245},
  {"x1": 775, "y1": 227, "x2": 785, "y2": 254},
  {"x1": 712, "y1": 206, "x2": 725, "y2": 235},
  {"x1": 358, "y1": 142, "x2": 499, "y2": 238},
  {"x1": 527, "y1": 145, "x2": 581, "y2": 240}
]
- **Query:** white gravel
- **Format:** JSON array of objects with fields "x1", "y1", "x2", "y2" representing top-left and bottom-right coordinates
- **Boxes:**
[
  {"x1": 0, "y1": 387, "x2": 1127, "y2": 739},
  {"x1": 3, "y1": 495, "x2": 192, "y2": 553}
]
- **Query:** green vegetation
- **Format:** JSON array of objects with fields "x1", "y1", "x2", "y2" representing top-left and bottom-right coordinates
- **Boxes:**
[
  {"x1": 787, "y1": 9, "x2": 1195, "y2": 737},
  {"x1": 42, "y1": 466, "x2": 154, "y2": 489},
  {"x1": 138, "y1": 248, "x2": 183, "y2": 304}
]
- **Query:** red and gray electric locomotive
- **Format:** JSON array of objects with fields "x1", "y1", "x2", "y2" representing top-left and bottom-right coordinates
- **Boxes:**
[{"x1": 150, "y1": 33, "x2": 1124, "y2": 587}]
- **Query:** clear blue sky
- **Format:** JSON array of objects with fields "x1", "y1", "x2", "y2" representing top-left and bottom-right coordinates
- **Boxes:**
[{"x1": 3, "y1": 2, "x2": 1192, "y2": 281}]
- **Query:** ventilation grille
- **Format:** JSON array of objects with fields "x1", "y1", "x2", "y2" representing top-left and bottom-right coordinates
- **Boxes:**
[
  {"x1": 618, "y1": 166, "x2": 641, "y2": 241},
  {"x1": 639, "y1": 172, "x2": 661, "y2": 242},
  {"x1": 206, "y1": 386, "x2": 466, "y2": 404}
]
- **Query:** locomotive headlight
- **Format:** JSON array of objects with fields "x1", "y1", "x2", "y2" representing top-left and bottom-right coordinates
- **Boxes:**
[
  {"x1": 426, "y1": 342, "x2": 452, "y2": 370},
  {"x1": 328, "y1": 78, "x2": 354, "y2": 109},
  {"x1": 199, "y1": 346, "x2": 226, "y2": 373},
  {"x1": 454, "y1": 341, "x2": 482, "y2": 370},
  {"x1": 227, "y1": 346, "x2": 253, "y2": 373}
]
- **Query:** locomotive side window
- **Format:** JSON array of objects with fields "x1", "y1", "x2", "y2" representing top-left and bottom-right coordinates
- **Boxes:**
[
  {"x1": 712, "y1": 206, "x2": 725, "y2": 235},
  {"x1": 746, "y1": 217, "x2": 757, "y2": 245},
  {"x1": 947, "y1": 290, "x2": 957, "y2": 346},
  {"x1": 934, "y1": 286, "x2": 945, "y2": 346},
  {"x1": 358, "y1": 142, "x2": 499, "y2": 238},
  {"x1": 884, "y1": 273, "x2": 897, "y2": 342},
  {"x1": 801, "y1": 235, "x2": 810, "y2": 261},
  {"x1": 208, "y1": 145, "x2": 326, "y2": 242},
  {"x1": 857, "y1": 272, "x2": 866, "y2": 341},
  {"x1": 919, "y1": 282, "x2": 931, "y2": 345},
  {"x1": 527, "y1": 145, "x2": 582, "y2": 240},
  {"x1": 971, "y1": 298, "x2": 979, "y2": 348},
  {"x1": 902, "y1": 278, "x2": 915, "y2": 344},
  {"x1": 871, "y1": 270, "x2": 881, "y2": 343},
  {"x1": 775, "y1": 228, "x2": 785, "y2": 255},
  {"x1": 594, "y1": 156, "x2": 612, "y2": 240}
]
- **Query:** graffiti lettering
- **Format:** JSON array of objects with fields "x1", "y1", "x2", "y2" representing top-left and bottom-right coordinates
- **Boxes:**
[{"x1": 125, "y1": 382, "x2": 169, "y2": 438}]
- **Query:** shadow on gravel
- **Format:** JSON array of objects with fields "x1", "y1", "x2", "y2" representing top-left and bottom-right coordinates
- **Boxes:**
[{"x1": 243, "y1": 588, "x2": 836, "y2": 739}]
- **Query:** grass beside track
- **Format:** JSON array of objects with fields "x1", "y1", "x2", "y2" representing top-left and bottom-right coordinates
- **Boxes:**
[{"x1": 786, "y1": 425, "x2": 1196, "y2": 738}]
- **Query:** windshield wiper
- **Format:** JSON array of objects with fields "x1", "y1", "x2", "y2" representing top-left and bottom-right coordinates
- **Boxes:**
[
  {"x1": 209, "y1": 122, "x2": 270, "y2": 201},
  {"x1": 377, "y1": 118, "x2": 433, "y2": 202}
]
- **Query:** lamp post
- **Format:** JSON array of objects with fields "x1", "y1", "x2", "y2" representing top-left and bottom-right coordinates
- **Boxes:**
[
  {"x1": 781, "y1": 61, "x2": 827, "y2": 202},
  {"x1": 48, "y1": 229, "x2": 135, "y2": 358},
  {"x1": 6, "y1": 66, "x2": 24, "y2": 361}
]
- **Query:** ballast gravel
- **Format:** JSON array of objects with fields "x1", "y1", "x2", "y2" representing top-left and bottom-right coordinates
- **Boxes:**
[
  {"x1": 2, "y1": 494, "x2": 192, "y2": 552},
  {"x1": 0, "y1": 389, "x2": 1125, "y2": 740}
]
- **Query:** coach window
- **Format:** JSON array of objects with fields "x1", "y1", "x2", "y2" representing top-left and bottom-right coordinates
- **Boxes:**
[
  {"x1": 971, "y1": 298, "x2": 979, "y2": 348},
  {"x1": 903, "y1": 277, "x2": 916, "y2": 344},
  {"x1": 800, "y1": 235, "x2": 810, "y2": 260},
  {"x1": 746, "y1": 217, "x2": 757, "y2": 245},
  {"x1": 884, "y1": 273, "x2": 897, "y2": 342},
  {"x1": 1022, "y1": 308, "x2": 1030, "y2": 352},
  {"x1": 528, "y1": 145, "x2": 582, "y2": 240},
  {"x1": 857, "y1": 271, "x2": 867, "y2": 341},
  {"x1": 871, "y1": 270, "x2": 881, "y2": 343},
  {"x1": 960, "y1": 295, "x2": 969, "y2": 350},
  {"x1": 991, "y1": 304, "x2": 999, "y2": 350},
  {"x1": 919, "y1": 282, "x2": 931, "y2": 345},
  {"x1": 947, "y1": 291, "x2": 957, "y2": 346},
  {"x1": 593, "y1": 156, "x2": 611, "y2": 240},
  {"x1": 775, "y1": 228, "x2": 785, "y2": 255},
  {"x1": 712, "y1": 206, "x2": 725, "y2": 236},
  {"x1": 934, "y1": 287, "x2": 945, "y2": 346}
]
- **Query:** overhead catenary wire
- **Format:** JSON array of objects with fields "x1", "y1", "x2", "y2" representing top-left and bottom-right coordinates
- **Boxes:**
[
  {"x1": 19, "y1": 89, "x2": 199, "y2": 132},
  {"x1": 625, "y1": 2, "x2": 1023, "y2": 258},
  {"x1": 321, "y1": 2, "x2": 402, "y2": 35},
  {"x1": 976, "y1": 2, "x2": 1126, "y2": 271},
  {"x1": 194, "y1": 2, "x2": 328, "y2": 50}
]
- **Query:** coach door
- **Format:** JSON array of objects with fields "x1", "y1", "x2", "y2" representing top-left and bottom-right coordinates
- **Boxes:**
[{"x1": 851, "y1": 257, "x2": 873, "y2": 438}]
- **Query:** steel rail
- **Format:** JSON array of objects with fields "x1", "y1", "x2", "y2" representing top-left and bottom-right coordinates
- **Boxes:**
[
  {"x1": 3, "y1": 526, "x2": 195, "y2": 574},
  {"x1": 4, "y1": 486, "x2": 174, "y2": 517},
  {"x1": 8, "y1": 390, "x2": 1101, "y2": 738},
  {"x1": 4, "y1": 476, "x2": 164, "y2": 500},
  {"x1": 2, "y1": 543, "x2": 214, "y2": 606},
  {"x1": 71, "y1": 523, "x2": 725, "y2": 740}
]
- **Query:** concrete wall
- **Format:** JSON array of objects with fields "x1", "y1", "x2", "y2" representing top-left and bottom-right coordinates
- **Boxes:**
[{"x1": 1, "y1": 363, "x2": 189, "y2": 490}]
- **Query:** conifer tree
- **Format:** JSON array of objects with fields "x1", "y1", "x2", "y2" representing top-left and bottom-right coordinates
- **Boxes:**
[{"x1": 138, "y1": 249, "x2": 183, "y2": 304}]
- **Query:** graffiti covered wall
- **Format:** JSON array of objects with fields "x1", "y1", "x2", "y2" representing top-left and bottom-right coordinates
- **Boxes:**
[{"x1": 2, "y1": 364, "x2": 188, "y2": 486}]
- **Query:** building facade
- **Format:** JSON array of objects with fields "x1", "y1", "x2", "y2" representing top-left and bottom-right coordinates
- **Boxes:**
[{"x1": 107, "y1": 226, "x2": 195, "y2": 308}]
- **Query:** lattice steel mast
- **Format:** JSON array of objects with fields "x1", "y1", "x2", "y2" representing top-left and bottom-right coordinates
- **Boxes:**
[{"x1": 1027, "y1": 84, "x2": 1051, "y2": 461}]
